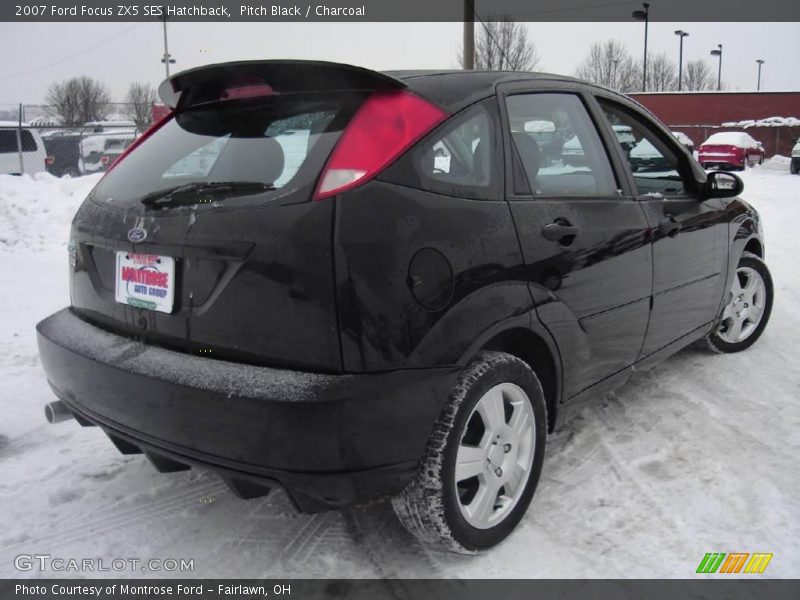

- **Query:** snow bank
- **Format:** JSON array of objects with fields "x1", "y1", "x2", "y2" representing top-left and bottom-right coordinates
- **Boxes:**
[
  {"x1": 763, "y1": 155, "x2": 792, "y2": 170},
  {"x1": 0, "y1": 172, "x2": 99, "y2": 254},
  {"x1": 721, "y1": 116, "x2": 800, "y2": 128}
]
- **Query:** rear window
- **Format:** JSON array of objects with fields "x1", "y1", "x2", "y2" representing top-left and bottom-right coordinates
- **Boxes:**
[
  {"x1": 0, "y1": 129, "x2": 38, "y2": 153},
  {"x1": 89, "y1": 93, "x2": 363, "y2": 209}
]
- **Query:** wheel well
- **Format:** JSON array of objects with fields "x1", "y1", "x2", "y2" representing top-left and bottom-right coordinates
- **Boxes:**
[
  {"x1": 481, "y1": 328, "x2": 559, "y2": 432},
  {"x1": 744, "y1": 238, "x2": 763, "y2": 258}
]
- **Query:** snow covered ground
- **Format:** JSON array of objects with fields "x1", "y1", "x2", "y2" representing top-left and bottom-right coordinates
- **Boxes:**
[{"x1": 0, "y1": 164, "x2": 798, "y2": 579}]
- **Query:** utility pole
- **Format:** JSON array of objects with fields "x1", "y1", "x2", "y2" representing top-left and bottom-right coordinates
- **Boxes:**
[
  {"x1": 632, "y1": 3, "x2": 650, "y2": 91},
  {"x1": 463, "y1": 0, "x2": 474, "y2": 70},
  {"x1": 674, "y1": 30, "x2": 689, "y2": 91},
  {"x1": 160, "y1": 10, "x2": 176, "y2": 78},
  {"x1": 710, "y1": 44, "x2": 723, "y2": 91},
  {"x1": 756, "y1": 59, "x2": 765, "y2": 91}
]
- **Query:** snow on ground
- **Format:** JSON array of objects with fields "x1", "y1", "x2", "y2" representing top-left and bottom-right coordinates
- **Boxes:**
[{"x1": 0, "y1": 165, "x2": 798, "y2": 579}]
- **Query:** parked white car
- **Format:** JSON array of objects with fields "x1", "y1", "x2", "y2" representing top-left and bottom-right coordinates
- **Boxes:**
[
  {"x1": 0, "y1": 122, "x2": 48, "y2": 175},
  {"x1": 80, "y1": 130, "x2": 137, "y2": 173}
]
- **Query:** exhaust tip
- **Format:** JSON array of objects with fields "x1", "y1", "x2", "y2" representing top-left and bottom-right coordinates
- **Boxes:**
[{"x1": 44, "y1": 401, "x2": 74, "y2": 424}]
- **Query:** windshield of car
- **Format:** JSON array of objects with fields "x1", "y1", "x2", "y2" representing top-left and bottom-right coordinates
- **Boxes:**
[{"x1": 89, "y1": 92, "x2": 364, "y2": 210}]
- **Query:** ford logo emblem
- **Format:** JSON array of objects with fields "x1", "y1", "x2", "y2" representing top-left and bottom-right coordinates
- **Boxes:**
[{"x1": 127, "y1": 227, "x2": 147, "y2": 243}]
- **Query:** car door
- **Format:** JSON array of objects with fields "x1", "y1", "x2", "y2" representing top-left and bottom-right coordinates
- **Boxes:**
[
  {"x1": 498, "y1": 84, "x2": 653, "y2": 399},
  {"x1": 595, "y1": 97, "x2": 728, "y2": 357}
]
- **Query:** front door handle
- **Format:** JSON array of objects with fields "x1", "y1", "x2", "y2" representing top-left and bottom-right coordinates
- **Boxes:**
[
  {"x1": 541, "y1": 220, "x2": 579, "y2": 243},
  {"x1": 658, "y1": 214, "x2": 681, "y2": 238}
]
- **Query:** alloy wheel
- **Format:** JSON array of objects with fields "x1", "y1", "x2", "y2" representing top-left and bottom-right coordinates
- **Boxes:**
[
  {"x1": 717, "y1": 266, "x2": 767, "y2": 343},
  {"x1": 454, "y1": 383, "x2": 535, "y2": 530}
]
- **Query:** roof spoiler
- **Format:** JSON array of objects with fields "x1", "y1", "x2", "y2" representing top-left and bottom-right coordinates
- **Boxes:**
[{"x1": 158, "y1": 60, "x2": 407, "y2": 109}]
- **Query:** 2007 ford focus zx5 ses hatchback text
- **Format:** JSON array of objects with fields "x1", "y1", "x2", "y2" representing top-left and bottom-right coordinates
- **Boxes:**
[{"x1": 36, "y1": 60, "x2": 773, "y2": 552}]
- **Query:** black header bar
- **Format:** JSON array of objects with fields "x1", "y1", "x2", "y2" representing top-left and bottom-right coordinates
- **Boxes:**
[{"x1": 3, "y1": 0, "x2": 799, "y2": 22}]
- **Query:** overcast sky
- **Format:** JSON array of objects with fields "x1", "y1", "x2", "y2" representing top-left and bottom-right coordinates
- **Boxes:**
[{"x1": 0, "y1": 21, "x2": 798, "y2": 106}]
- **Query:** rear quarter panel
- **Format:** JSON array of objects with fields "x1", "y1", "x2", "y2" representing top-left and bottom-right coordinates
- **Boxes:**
[{"x1": 333, "y1": 180, "x2": 533, "y2": 372}]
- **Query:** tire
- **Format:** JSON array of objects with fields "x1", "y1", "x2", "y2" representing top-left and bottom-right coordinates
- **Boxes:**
[
  {"x1": 392, "y1": 351, "x2": 548, "y2": 553},
  {"x1": 791, "y1": 160, "x2": 799, "y2": 175},
  {"x1": 704, "y1": 253, "x2": 773, "y2": 353}
]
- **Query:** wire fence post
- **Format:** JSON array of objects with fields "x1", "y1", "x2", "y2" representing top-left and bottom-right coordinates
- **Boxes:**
[{"x1": 16, "y1": 103, "x2": 25, "y2": 175}]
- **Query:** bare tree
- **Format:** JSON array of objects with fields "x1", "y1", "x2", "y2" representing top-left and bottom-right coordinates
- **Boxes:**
[
  {"x1": 575, "y1": 40, "x2": 639, "y2": 92},
  {"x1": 683, "y1": 59, "x2": 713, "y2": 91},
  {"x1": 46, "y1": 76, "x2": 111, "y2": 126},
  {"x1": 459, "y1": 18, "x2": 540, "y2": 71},
  {"x1": 646, "y1": 52, "x2": 678, "y2": 92},
  {"x1": 125, "y1": 82, "x2": 157, "y2": 131}
]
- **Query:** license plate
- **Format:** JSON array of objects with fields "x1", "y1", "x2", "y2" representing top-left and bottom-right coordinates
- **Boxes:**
[{"x1": 115, "y1": 252, "x2": 175, "y2": 314}]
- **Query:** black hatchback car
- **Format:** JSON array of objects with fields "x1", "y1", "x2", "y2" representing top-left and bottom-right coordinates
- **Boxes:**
[{"x1": 37, "y1": 61, "x2": 773, "y2": 552}]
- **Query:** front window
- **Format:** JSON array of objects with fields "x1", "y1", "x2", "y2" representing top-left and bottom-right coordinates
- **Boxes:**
[{"x1": 599, "y1": 101, "x2": 687, "y2": 196}]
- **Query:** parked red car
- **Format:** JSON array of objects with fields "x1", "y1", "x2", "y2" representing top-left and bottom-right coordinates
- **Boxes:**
[{"x1": 698, "y1": 131, "x2": 765, "y2": 170}]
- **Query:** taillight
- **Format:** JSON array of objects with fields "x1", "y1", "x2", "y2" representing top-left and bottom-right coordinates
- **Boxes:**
[
  {"x1": 314, "y1": 89, "x2": 447, "y2": 200},
  {"x1": 45, "y1": 156, "x2": 54, "y2": 167},
  {"x1": 104, "y1": 110, "x2": 174, "y2": 174},
  {"x1": 100, "y1": 156, "x2": 111, "y2": 166}
]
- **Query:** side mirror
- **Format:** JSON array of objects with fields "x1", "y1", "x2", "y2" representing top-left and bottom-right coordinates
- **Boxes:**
[{"x1": 703, "y1": 170, "x2": 744, "y2": 199}]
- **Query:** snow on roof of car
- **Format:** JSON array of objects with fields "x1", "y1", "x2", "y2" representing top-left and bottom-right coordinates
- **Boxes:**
[
  {"x1": 702, "y1": 131, "x2": 758, "y2": 147},
  {"x1": 721, "y1": 116, "x2": 800, "y2": 128},
  {"x1": 0, "y1": 121, "x2": 31, "y2": 127}
]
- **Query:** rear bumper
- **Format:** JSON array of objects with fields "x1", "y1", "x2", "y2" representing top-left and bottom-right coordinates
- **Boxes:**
[
  {"x1": 699, "y1": 154, "x2": 742, "y2": 169},
  {"x1": 36, "y1": 308, "x2": 459, "y2": 512}
]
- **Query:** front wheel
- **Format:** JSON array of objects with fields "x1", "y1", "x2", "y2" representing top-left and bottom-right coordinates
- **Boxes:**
[
  {"x1": 392, "y1": 351, "x2": 547, "y2": 553},
  {"x1": 705, "y1": 253, "x2": 773, "y2": 353}
]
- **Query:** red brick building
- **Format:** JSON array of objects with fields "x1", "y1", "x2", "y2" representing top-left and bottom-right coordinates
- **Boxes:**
[{"x1": 629, "y1": 91, "x2": 800, "y2": 157}]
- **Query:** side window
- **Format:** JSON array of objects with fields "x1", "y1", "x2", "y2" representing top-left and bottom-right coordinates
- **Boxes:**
[
  {"x1": 0, "y1": 130, "x2": 17, "y2": 154},
  {"x1": 505, "y1": 93, "x2": 617, "y2": 197},
  {"x1": 414, "y1": 103, "x2": 494, "y2": 198},
  {"x1": 599, "y1": 102, "x2": 687, "y2": 196},
  {"x1": 21, "y1": 130, "x2": 38, "y2": 152},
  {"x1": 0, "y1": 130, "x2": 38, "y2": 153}
]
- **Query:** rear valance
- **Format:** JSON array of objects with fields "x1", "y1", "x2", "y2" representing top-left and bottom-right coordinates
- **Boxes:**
[{"x1": 159, "y1": 60, "x2": 407, "y2": 109}]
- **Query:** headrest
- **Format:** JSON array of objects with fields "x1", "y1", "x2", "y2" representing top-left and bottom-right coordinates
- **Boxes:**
[{"x1": 511, "y1": 132, "x2": 541, "y2": 184}]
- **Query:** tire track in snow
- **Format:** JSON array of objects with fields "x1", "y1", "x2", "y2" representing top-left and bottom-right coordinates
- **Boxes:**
[
  {"x1": 0, "y1": 478, "x2": 225, "y2": 554},
  {"x1": 343, "y1": 501, "x2": 444, "y2": 579}
]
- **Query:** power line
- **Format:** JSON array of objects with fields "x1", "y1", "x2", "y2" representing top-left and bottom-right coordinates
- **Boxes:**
[
  {"x1": 473, "y1": 12, "x2": 514, "y2": 69},
  {"x1": 506, "y1": 0, "x2": 642, "y2": 19},
  {"x1": 0, "y1": 23, "x2": 143, "y2": 82}
]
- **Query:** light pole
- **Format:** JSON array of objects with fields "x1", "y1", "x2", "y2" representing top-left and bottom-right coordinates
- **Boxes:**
[
  {"x1": 160, "y1": 11, "x2": 176, "y2": 78},
  {"x1": 632, "y1": 2, "x2": 650, "y2": 91},
  {"x1": 756, "y1": 59, "x2": 765, "y2": 91},
  {"x1": 463, "y1": 0, "x2": 474, "y2": 70},
  {"x1": 710, "y1": 44, "x2": 723, "y2": 91},
  {"x1": 674, "y1": 30, "x2": 689, "y2": 91}
]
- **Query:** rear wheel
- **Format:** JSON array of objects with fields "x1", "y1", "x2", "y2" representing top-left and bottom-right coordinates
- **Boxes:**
[
  {"x1": 392, "y1": 351, "x2": 547, "y2": 553},
  {"x1": 705, "y1": 253, "x2": 773, "y2": 353}
]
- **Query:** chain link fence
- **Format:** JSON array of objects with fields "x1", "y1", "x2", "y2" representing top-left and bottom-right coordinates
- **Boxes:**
[{"x1": 0, "y1": 103, "x2": 157, "y2": 177}]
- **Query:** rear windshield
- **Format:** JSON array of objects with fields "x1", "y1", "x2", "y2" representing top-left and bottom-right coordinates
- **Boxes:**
[{"x1": 89, "y1": 93, "x2": 363, "y2": 210}]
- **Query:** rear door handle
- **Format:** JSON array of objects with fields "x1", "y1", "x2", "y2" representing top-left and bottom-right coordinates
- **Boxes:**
[
  {"x1": 658, "y1": 214, "x2": 681, "y2": 237},
  {"x1": 541, "y1": 220, "x2": 579, "y2": 243}
]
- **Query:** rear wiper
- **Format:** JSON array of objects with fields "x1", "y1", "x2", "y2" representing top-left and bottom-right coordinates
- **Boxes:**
[{"x1": 141, "y1": 181, "x2": 276, "y2": 208}]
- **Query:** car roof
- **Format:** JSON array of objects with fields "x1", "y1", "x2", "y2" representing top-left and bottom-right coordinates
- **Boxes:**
[{"x1": 384, "y1": 69, "x2": 616, "y2": 112}]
